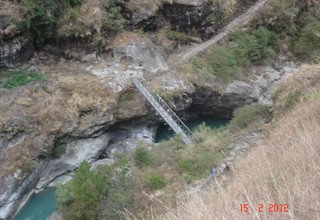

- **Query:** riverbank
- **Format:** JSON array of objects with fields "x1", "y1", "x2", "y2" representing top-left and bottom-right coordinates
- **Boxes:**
[
  {"x1": 2, "y1": 0, "x2": 319, "y2": 218},
  {"x1": 13, "y1": 116, "x2": 230, "y2": 219},
  {"x1": 158, "y1": 65, "x2": 320, "y2": 220}
]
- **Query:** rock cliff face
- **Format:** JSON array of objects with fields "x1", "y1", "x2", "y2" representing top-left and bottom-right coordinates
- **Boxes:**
[
  {"x1": 162, "y1": 1, "x2": 224, "y2": 38},
  {"x1": 0, "y1": 60, "x2": 297, "y2": 218},
  {"x1": 0, "y1": 16, "x2": 34, "y2": 68},
  {"x1": 0, "y1": 162, "x2": 46, "y2": 219},
  {"x1": 0, "y1": 0, "x2": 251, "y2": 67},
  {"x1": 0, "y1": 0, "x2": 279, "y2": 218},
  {"x1": 122, "y1": 0, "x2": 229, "y2": 38}
]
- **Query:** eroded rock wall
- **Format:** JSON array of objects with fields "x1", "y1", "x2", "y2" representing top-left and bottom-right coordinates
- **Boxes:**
[{"x1": 0, "y1": 16, "x2": 34, "y2": 68}]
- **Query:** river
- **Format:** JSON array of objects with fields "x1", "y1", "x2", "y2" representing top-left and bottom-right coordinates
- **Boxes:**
[
  {"x1": 14, "y1": 116, "x2": 228, "y2": 220},
  {"x1": 155, "y1": 116, "x2": 229, "y2": 143},
  {"x1": 14, "y1": 188, "x2": 57, "y2": 220}
]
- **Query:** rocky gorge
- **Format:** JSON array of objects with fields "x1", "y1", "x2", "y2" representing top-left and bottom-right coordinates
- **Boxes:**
[
  {"x1": 0, "y1": 0, "x2": 303, "y2": 218},
  {"x1": 0, "y1": 57, "x2": 297, "y2": 219}
]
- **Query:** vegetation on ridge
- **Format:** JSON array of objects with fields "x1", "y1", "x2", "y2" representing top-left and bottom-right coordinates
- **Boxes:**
[
  {"x1": 158, "y1": 65, "x2": 320, "y2": 220},
  {"x1": 229, "y1": 103, "x2": 272, "y2": 132},
  {"x1": 8, "y1": 0, "x2": 126, "y2": 48},
  {"x1": 166, "y1": 29, "x2": 194, "y2": 43},
  {"x1": 0, "y1": 69, "x2": 46, "y2": 89},
  {"x1": 56, "y1": 123, "x2": 235, "y2": 219},
  {"x1": 55, "y1": 1, "x2": 320, "y2": 219},
  {"x1": 190, "y1": 26, "x2": 276, "y2": 82},
  {"x1": 2, "y1": 0, "x2": 319, "y2": 219},
  {"x1": 179, "y1": 0, "x2": 320, "y2": 83}
]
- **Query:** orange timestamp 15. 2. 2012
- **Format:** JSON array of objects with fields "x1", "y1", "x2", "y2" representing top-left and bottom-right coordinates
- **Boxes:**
[{"x1": 240, "y1": 203, "x2": 289, "y2": 213}]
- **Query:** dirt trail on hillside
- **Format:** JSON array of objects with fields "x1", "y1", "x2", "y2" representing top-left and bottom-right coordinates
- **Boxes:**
[{"x1": 169, "y1": 0, "x2": 271, "y2": 68}]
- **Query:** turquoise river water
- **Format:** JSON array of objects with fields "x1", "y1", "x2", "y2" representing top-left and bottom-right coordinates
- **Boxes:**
[
  {"x1": 14, "y1": 188, "x2": 57, "y2": 220},
  {"x1": 14, "y1": 117, "x2": 228, "y2": 219},
  {"x1": 155, "y1": 116, "x2": 229, "y2": 143}
]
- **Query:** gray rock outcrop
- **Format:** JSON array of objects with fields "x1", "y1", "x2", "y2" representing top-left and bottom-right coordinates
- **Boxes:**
[
  {"x1": 0, "y1": 16, "x2": 34, "y2": 68},
  {"x1": 35, "y1": 134, "x2": 111, "y2": 191},
  {"x1": 0, "y1": 162, "x2": 46, "y2": 219}
]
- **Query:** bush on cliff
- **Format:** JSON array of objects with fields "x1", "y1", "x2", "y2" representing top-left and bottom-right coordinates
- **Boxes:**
[
  {"x1": 291, "y1": 16, "x2": 320, "y2": 62},
  {"x1": 2, "y1": 69, "x2": 46, "y2": 89},
  {"x1": 166, "y1": 29, "x2": 194, "y2": 43},
  {"x1": 254, "y1": 0, "x2": 320, "y2": 62},
  {"x1": 28, "y1": 0, "x2": 59, "y2": 48},
  {"x1": 158, "y1": 65, "x2": 320, "y2": 220},
  {"x1": 229, "y1": 103, "x2": 272, "y2": 132},
  {"x1": 56, "y1": 161, "x2": 107, "y2": 219},
  {"x1": 198, "y1": 26, "x2": 276, "y2": 82},
  {"x1": 146, "y1": 174, "x2": 167, "y2": 190},
  {"x1": 134, "y1": 147, "x2": 153, "y2": 167}
]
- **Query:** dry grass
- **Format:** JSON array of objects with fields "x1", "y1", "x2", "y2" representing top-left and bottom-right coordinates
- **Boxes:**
[
  {"x1": 108, "y1": 31, "x2": 143, "y2": 48},
  {"x1": 56, "y1": 0, "x2": 111, "y2": 39},
  {"x1": 120, "y1": 125, "x2": 233, "y2": 218},
  {"x1": 272, "y1": 64, "x2": 320, "y2": 116},
  {"x1": 211, "y1": 0, "x2": 238, "y2": 17},
  {"x1": 0, "y1": 65, "x2": 116, "y2": 177},
  {"x1": 150, "y1": 66, "x2": 320, "y2": 220},
  {"x1": 0, "y1": 1, "x2": 24, "y2": 19},
  {"x1": 124, "y1": 0, "x2": 159, "y2": 15}
]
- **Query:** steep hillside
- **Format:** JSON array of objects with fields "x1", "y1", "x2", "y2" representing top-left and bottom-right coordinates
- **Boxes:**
[
  {"x1": 0, "y1": 0, "x2": 254, "y2": 67},
  {"x1": 1, "y1": 0, "x2": 320, "y2": 219},
  {"x1": 158, "y1": 65, "x2": 320, "y2": 219}
]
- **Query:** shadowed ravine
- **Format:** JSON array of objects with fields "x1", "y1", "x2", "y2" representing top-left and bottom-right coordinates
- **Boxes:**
[{"x1": 14, "y1": 117, "x2": 229, "y2": 220}]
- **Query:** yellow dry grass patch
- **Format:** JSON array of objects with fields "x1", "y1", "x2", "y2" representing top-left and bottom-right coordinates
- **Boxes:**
[
  {"x1": 124, "y1": 0, "x2": 159, "y2": 15},
  {"x1": 108, "y1": 31, "x2": 143, "y2": 48},
  {"x1": 156, "y1": 65, "x2": 320, "y2": 220},
  {"x1": 0, "y1": 66, "x2": 116, "y2": 177},
  {"x1": 211, "y1": 0, "x2": 238, "y2": 16},
  {"x1": 273, "y1": 65, "x2": 320, "y2": 115},
  {"x1": 0, "y1": 1, "x2": 24, "y2": 19}
]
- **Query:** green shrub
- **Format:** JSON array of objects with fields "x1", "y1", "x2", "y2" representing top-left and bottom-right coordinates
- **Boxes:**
[
  {"x1": 285, "y1": 91, "x2": 302, "y2": 108},
  {"x1": 177, "y1": 158, "x2": 198, "y2": 176},
  {"x1": 178, "y1": 150, "x2": 221, "y2": 180},
  {"x1": 57, "y1": 159, "x2": 135, "y2": 219},
  {"x1": 291, "y1": 18, "x2": 320, "y2": 61},
  {"x1": 193, "y1": 151, "x2": 220, "y2": 172},
  {"x1": 105, "y1": 4, "x2": 125, "y2": 31},
  {"x1": 166, "y1": 29, "x2": 193, "y2": 43},
  {"x1": 146, "y1": 174, "x2": 166, "y2": 190},
  {"x1": 151, "y1": 135, "x2": 185, "y2": 167},
  {"x1": 29, "y1": 1, "x2": 59, "y2": 48},
  {"x1": 69, "y1": 0, "x2": 82, "y2": 8},
  {"x1": 104, "y1": 186, "x2": 132, "y2": 217},
  {"x1": 102, "y1": 165, "x2": 133, "y2": 217},
  {"x1": 56, "y1": 161, "x2": 107, "y2": 220},
  {"x1": 193, "y1": 26, "x2": 275, "y2": 82},
  {"x1": 191, "y1": 58, "x2": 213, "y2": 76},
  {"x1": 229, "y1": 104, "x2": 272, "y2": 131},
  {"x1": 306, "y1": 90, "x2": 320, "y2": 101},
  {"x1": 258, "y1": 0, "x2": 299, "y2": 35},
  {"x1": 257, "y1": 2, "x2": 320, "y2": 62},
  {"x1": 138, "y1": 28, "x2": 145, "y2": 37},
  {"x1": 207, "y1": 46, "x2": 240, "y2": 81},
  {"x1": 134, "y1": 147, "x2": 153, "y2": 167},
  {"x1": 56, "y1": 7, "x2": 89, "y2": 38},
  {"x1": 231, "y1": 26, "x2": 276, "y2": 64},
  {"x1": 151, "y1": 125, "x2": 230, "y2": 182},
  {"x1": 3, "y1": 70, "x2": 46, "y2": 89},
  {"x1": 182, "y1": 173, "x2": 193, "y2": 183},
  {"x1": 13, "y1": 18, "x2": 30, "y2": 33}
]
